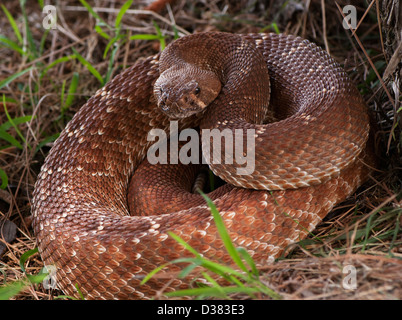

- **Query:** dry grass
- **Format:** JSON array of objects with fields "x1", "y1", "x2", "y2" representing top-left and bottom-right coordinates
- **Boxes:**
[{"x1": 0, "y1": 0, "x2": 400, "y2": 300}]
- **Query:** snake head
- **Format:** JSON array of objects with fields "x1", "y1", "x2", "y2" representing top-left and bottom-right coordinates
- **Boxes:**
[{"x1": 154, "y1": 66, "x2": 221, "y2": 118}]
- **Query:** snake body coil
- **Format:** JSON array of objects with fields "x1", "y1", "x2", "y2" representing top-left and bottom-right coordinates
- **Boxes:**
[{"x1": 32, "y1": 32, "x2": 371, "y2": 299}]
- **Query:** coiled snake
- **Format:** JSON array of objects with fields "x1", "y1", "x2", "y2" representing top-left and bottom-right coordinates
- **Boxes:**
[{"x1": 32, "y1": 32, "x2": 372, "y2": 299}]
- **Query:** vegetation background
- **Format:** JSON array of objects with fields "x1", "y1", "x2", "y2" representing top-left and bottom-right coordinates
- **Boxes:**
[{"x1": 0, "y1": 0, "x2": 401, "y2": 299}]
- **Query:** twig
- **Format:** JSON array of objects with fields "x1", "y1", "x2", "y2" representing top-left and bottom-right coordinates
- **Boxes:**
[
  {"x1": 375, "y1": 0, "x2": 387, "y2": 64},
  {"x1": 320, "y1": 0, "x2": 329, "y2": 53},
  {"x1": 350, "y1": 0, "x2": 376, "y2": 38}
]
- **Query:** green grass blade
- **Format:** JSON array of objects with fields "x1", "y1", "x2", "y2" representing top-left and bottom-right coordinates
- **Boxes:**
[
  {"x1": 0, "y1": 272, "x2": 48, "y2": 300},
  {"x1": 1, "y1": 96, "x2": 17, "y2": 105},
  {"x1": 172, "y1": 24, "x2": 179, "y2": 40},
  {"x1": 79, "y1": 0, "x2": 111, "y2": 29},
  {"x1": 0, "y1": 280, "x2": 27, "y2": 300},
  {"x1": 19, "y1": 0, "x2": 37, "y2": 59},
  {"x1": 26, "y1": 273, "x2": 48, "y2": 286},
  {"x1": 128, "y1": 34, "x2": 162, "y2": 41},
  {"x1": 168, "y1": 231, "x2": 201, "y2": 258},
  {"x1": 0, "y1": 35, "x2": 24, "y2": 55},
  {"x1": 140, "y1": 257, "x2": 200, "y2": 285},
  {"x1": 152, "y1": 21, "x2": 166, "y2": 50},
  {"x1": 0, "y1": 129, "x2": 23, "y2": 149},
  {"x1": 177, "y1": 260, "x2": 203, "y2": 279},
  {"x1": 1, "y1": 5, "x2": 23, "y2": 44},
  {"x1": 199, "y1": 191, "x2": 248, "y2": 273},
  {"x1": 0, "y1": 253, "x2": 48, "y2": 300},
  {"x1": 362, "y1": 211, "x2": 379, "y2": 252},
  {"x1": 62, "y1": 72, "x2": 79, "y2": 112},
  {"x1": 115, "y1": 0, "x2": 133, "y2": 28},
  {"x1": 35, "y1": 132, "x2": 59, "y2": 153},
  {"x1": 54, "y1": 294, "x2": 79, "y2": 300},
  {"x1": 95, "y1": 25, "x2": 110, "y2": 40},
  {"x1": 0, "y1": 115, "x2": 32, "y2": 131},
  {"x1": 166, "y1": 234, "x2": 245, "y2": 280},
  {"x1": 200, "y1": 259, "x2": 245, "y2": 281},
  {"x1": 3, "y1": 95, "x2": 29, "y2": 149},
  {"x1": 103, "y1": 34, "x2": 120, "y2": 60},
  {"x1": 141, "y1": 255, "x2": 227, "y2": 286},
  {"x1": 0, "y1": 168, "x2": 8, "y2": 189},
  {"x1": 40, "y1": 55, "x2": 76, "y2": 79},
  {"x1": 75, "y1": 284, "x2": 86, "y2": 300},
  {"x1": 165, "y1": 285, "x2": 263, "y2": 298},
  {"x1": 60, "y1": 79, "x2": 66, "y2": 113},
  {"x1": 236, "y1": 247, "x2": 258, "y2": 277},
  {"x1": 0, "y1": 66, "x2": 33, "y2": 90},
  {"x1": 72, "y1": 48, "x2": 104, "y2": 85},
  {"x1": 39, "y1": 28, "x2": 50, "y2": 56},
  {"x1": 200, "y1": 272, "x2": 228, "y2": 298},
  {"x1": 104, "y1": 45, "x2": 119, "y2": 82},
  {"x1": 140, "y1": 262, "x2": 171, "y2": 285},
  {"x1": 262, "y1": 22, "x2": 280, "y2": 34},
  {"x1": 19, "y1": 247, "x2": 38, "y2": 274}
]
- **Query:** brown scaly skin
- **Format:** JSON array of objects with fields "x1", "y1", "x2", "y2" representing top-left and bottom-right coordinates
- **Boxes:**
[{"x1": 32, "y1": 32, "x2": 372, "y2": 299}]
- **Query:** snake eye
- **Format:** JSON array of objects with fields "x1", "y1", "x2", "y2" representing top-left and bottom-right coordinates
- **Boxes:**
[{"x1": 194, "y1": 87, "x2": 201, "y2": 95}]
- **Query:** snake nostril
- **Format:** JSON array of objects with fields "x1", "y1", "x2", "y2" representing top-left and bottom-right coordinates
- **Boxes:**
[
  {"x1": 159, "y1": 93, "x2": 168, "y2": 107},
  {"x1": 159, "y1": 101, "x2": 169, "y2": 111}
]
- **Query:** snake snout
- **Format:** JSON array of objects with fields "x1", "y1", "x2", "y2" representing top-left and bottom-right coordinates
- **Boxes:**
[
  {"x1": 159, "y1": 101, "x2": 169, "y2": 112},
  {"x1": 155, "y1": 85, "x2": 172, "y2": 113},
  {"x1": 155, "y1": 82, "x2": 204, "y2": 118}
]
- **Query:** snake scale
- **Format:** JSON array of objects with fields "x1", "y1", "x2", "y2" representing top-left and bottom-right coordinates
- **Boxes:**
[{"x1": 32, "y1": 32, "x2": 372, "y2": 299}]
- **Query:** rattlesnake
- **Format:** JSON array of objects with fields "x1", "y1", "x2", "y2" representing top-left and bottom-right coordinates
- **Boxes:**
[{"x1": 32, "y1": 32, "x2": 372, "y2": 299}]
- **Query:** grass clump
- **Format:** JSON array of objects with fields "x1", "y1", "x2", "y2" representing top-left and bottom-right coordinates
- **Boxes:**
[{"x1": 142, "y1": 192, "x2": 281, "y2": 300}]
